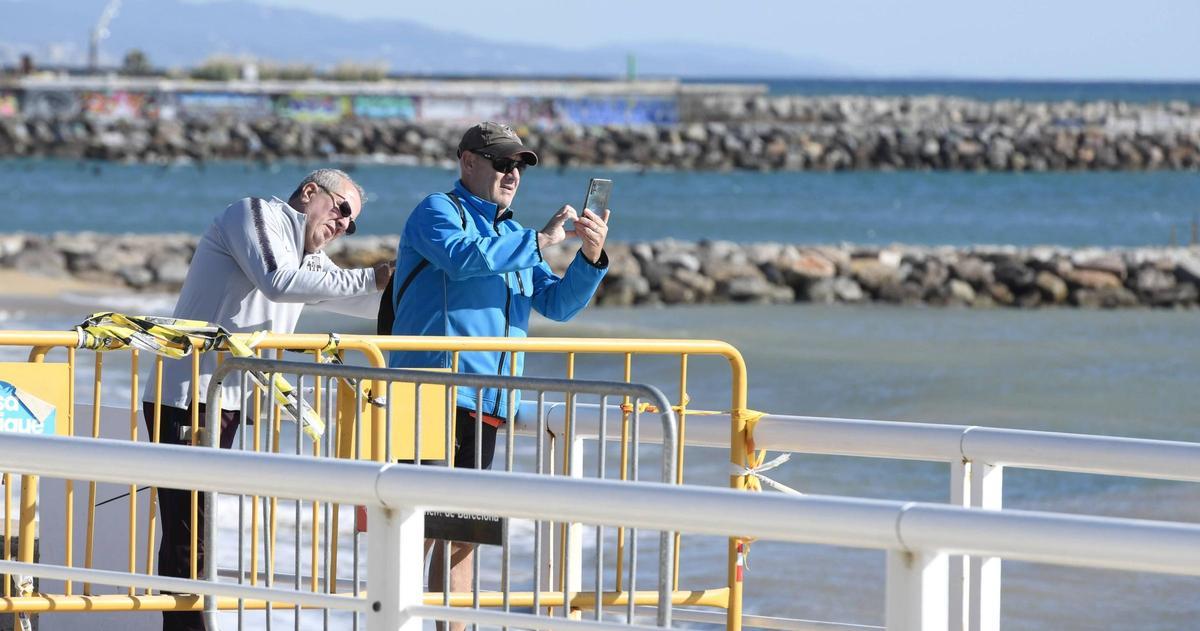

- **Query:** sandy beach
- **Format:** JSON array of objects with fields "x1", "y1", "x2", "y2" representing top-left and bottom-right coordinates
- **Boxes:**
[
  {"x1": 0, "y1": 269, "x2": 127, "y2": 298},
  {"x1": 0, "y1": 270, "x2": 172, "y2": 335}
]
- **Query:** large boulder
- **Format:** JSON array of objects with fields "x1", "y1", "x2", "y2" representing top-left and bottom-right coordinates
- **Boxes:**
[
  {"x1": 992, "y1": 258, "x2": 1036, "y2": 291},
  {"x1": 9, "y1": 240, "x2": 67, "y2": 277},
  {"x1": 850, "y1": 258, "x2": 901, "y2": 292},
  {"x1": 947, "y1": 279, "x2": 977, "y2": 304},
  {"x1": 602, "y1": 243, "x2": 642, "y2": 279},
  {"x1": 1064, "y1": 268, "x2": 1123, "y2": 290},
  {"x1": 1132, "y1": 266, "x2": 1176, "y2": 295},
  {"x1": 773, "y1": 248, "x2": 838, "y2": 289},
  {"x1": 658, "y1": 277, "x2": 697, "y2": 304},
  {"x1": 1072, "y1": 252, "x2": 1128, "y2": 279},
  {"x1": 1034, "y1": 271, "x2": 1069, "y2": 304},
  {"x1": 721, "y1": 276, "x2": 793, "y2": 303},
  {"x1": 877, "y1": 281, "x2": 924, "y2": 304},
  {"x1": 1174, "y1": 253, "x2": 1200, "y2": 285},
  {"x1": 597, "y1": 275, "x2": 649, "y2": 306},
  {"x1": 804, "y1": 277, "x2": 864, "y2": 303},
  {"x1": 986, "y1": 282, "x2": 1015, "y2": 305},
  {"x1": 950, "y1": 256, "x2": 994, "y2": 286}
]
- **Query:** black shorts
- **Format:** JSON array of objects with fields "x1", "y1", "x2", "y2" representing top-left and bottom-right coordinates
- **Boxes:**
[
  {"x1": 401, "y1": 407, "x2": 498, "y2": 470},
  {"x1": 452, "y1": 406, "x2": 498, "y2": 470}
]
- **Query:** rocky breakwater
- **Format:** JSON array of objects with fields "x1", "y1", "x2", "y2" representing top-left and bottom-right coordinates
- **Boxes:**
[
  {"x1": 3, "y1": 232, "x2": 1199, "y2": 310},
  {"x1": 1, "y1": 96, "x2": 1197, "y2": 171},
  {"x1": 676, "y1": 95, "x2": 1200, "y2": 171}
]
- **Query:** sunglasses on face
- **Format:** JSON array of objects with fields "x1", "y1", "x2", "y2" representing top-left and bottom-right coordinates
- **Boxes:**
[
  {"x1": 316, "y1": 184, "x2": 357, "y2": 235},
  {"x1": 473, "y1": 150, "x2": 528, "y2": 175}
]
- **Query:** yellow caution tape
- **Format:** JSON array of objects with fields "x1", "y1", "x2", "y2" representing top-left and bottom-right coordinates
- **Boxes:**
[{"x1": 74, "y1": 313, "x2": 325, "y2": 441}]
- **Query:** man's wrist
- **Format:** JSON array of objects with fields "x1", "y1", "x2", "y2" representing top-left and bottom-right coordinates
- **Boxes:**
[{"x1": 581, "y1": 248, "x2": 608, "y2": 269}]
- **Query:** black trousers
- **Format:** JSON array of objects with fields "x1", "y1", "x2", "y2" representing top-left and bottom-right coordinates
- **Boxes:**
[{"x1": 142, "y1": 402, "x2": 240, "y2": 631}]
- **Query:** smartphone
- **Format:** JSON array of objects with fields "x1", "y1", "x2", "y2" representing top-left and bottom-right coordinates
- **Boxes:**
[{"x1": 581, "y1": 178, "x2": 613, "y2": 216}]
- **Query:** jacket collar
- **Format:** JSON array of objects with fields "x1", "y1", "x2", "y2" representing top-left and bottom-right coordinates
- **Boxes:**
[
  {"x1": 454, "y1": 180, "x2": 514, "y2": 223},
  {"x1": 275, "y1": 196, "x2": 311, "y2": 255}
]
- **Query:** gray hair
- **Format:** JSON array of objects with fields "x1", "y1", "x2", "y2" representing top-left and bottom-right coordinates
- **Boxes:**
[{"x1": 290, "y1": 168, "x2": 366, "y2": 205}]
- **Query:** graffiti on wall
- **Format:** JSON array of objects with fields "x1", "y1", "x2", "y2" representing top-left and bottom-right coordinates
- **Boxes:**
[
  {"x1": 276, "y1": 94, "x2": 349, "y2": 122},
  {"x1": 81, "y1": 91, "x2": 146, "y2": 119},
  {"x1": 178, "y1": 92, "x2": 274, "y2": 119},
  {"x1": 352, "y1": 95, "x2": 416, "y2": 120},
  {"x1": 554, "y1": 97, "x2": 678, "y2": 126}
]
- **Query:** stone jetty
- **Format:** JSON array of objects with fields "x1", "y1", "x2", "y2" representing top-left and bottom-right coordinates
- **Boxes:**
[
  {"x1": 4, "y1": 232, "x2": 1198, "y2": 309},
  {"x1": 1, "y1": 96, "x2": 1198, "y2": 171}
]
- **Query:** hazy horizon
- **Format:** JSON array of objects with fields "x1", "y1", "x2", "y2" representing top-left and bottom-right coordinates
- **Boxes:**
[{"x1": 1, "y1": 0, "x2": 1196, "y2": 82}]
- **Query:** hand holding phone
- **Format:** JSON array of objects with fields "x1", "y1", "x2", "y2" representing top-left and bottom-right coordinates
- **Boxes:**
[{"x1": 575, "y1": 178, "x2": 612, "y2": 264}]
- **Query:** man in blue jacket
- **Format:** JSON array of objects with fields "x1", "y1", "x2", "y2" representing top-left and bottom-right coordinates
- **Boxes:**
[{"x1": 385, "y1": 121, "x2": 609, "y2": 606}]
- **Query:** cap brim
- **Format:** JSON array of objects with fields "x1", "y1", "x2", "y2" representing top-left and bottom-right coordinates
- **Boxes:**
[{"x1": 488, "y1": 142, "x2": 539, "y2": 166}]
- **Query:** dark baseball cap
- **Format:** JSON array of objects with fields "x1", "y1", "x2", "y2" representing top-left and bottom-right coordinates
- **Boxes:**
[{"x1": 457, "y1": 122, "x2": 539, "y2": 166}]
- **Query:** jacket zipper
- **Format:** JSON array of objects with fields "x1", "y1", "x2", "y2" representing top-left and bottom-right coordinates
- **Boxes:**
[{"x1": 493, "y1": 213, "x2": 514, "y2": 417}]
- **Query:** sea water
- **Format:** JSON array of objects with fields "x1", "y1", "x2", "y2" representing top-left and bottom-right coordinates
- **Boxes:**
[{"x1": 4, "y1": 158, "x2": 1200, "y2": 248}]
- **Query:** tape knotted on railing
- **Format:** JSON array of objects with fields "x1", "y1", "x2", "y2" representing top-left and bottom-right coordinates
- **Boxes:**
[
  {"x1": 73, "y1": 312, "x2": 326, "y2": 441},
  {"x1": 76, "y1": 312, "x2": 223, "y2": 357},
  {"x1": 12, "y1": 574, "x2": 32, "y2": 630},
  {"x1": 309, "y1": 333, "x2": 383, "y2": 406},
  {"x1": 671, "y1": 393, "x2": 724, "y2": 417},
  {"x1": 616, "y1": 394, "x2": 726, "y2": 419},
  {"x1": 318, "y1": 332, "x2": 341, "y2": 357},
  {"x1": 728, "y1": 453, "x2": 802, "y2": 495},
  {"x1": 620, "y1": 400, "x2": 659, "y2": 414}
]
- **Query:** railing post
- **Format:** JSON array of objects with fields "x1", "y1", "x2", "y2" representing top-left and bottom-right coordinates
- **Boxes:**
[
  {"x1": 367, "y1": 504, "x2": 424, "y2": 631},
  {"x1": 566, "y1": 436, "x2": 585, "y2": 617},
  {"x1": 948, "y1": 460, "x2": 969, "y2": 631},
  {"x1": 886, "y1": 549, "x2": 949, "y2": 631},
  {"x1": 967, "y1": 463, "x2": 1003, "y2": 631},
  {"x1": 539, "y1": 433, "x2": 558, "y2": 616}
]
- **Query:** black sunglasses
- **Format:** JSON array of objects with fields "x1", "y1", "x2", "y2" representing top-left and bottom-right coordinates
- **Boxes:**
[
  {"x1": 473, "y1": 150, "x2": 528, "y2": 175},
  {"x1": 316, "y1": 184, "x2": 357, "y2": 235}
]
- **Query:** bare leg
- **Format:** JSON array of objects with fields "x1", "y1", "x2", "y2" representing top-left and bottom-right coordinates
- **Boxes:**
[{"x1": 428, "y1": 540, "x2": 475, "y2": 631}]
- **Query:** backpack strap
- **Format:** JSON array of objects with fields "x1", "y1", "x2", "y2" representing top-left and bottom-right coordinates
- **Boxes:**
[{"x1": 376, "y1": 191, "x2": 468, "y2": 335}]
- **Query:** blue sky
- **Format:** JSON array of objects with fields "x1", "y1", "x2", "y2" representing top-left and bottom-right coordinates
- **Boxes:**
[{"x1": 247, "y1": 0, "x2": 1198, "y2": 81}]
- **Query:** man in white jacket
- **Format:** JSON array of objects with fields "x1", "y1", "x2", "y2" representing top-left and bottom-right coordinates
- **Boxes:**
[{"x1": 142, "y1": 168, "x2": 391, "y2": 631}]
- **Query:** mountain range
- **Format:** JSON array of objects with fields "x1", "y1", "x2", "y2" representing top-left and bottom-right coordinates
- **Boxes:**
[{"x1": 0, "y1": 0, "x2": 852, "y2": 78}]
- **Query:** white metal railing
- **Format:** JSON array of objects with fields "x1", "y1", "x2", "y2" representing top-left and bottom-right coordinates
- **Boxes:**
[
  {"x1": 44, "y1": 400, "x2": 1200, "y2": 630},
  {"x1": 528, "y1": 407, "x2": 1200, "y2": 631},
  {"x1": 3, "y1": 431, "x2": 1200, "y2": 631}
]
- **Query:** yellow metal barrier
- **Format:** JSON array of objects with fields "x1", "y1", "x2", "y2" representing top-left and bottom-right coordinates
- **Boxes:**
[
  {"x1": 0, "y1": 331, "x2": 751, "y2": 631},
  {"x1": 361, "y1": 334, "x2": 750, "y2": 631},
  {"x1": 1, "y1": 331, "x2": 394, "y2": 622}
]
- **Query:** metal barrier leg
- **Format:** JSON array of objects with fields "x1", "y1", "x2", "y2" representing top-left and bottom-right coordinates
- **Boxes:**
[
  {"x1": 366, "y1": 505, "x2": 423, "y2": 631},
  {"x1": 886, "y1": 550, "x2": 949, "y2": 631},
  {"x1": 967, "y1": 464, "x2": 1002, "y2": 631}
]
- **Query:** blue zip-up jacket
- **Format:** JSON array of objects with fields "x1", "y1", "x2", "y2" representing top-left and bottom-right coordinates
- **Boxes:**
[{"x1": 388, "y1": 180, "x2": 608, "y2": 418}]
